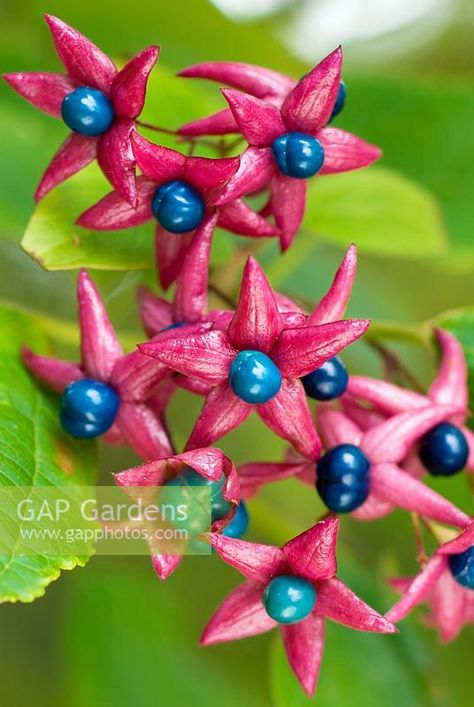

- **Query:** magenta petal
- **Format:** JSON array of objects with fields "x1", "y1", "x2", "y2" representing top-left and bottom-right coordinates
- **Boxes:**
[
  {"x1": 175, "y1": 448, "x2": 225, "y2": 481},
  {"x1": 97, "y1": 118, "x2": 137, "y2": 206},
  {"x1": 110, "y1": 350, "x2": 169, "y2": 402},
  {"x1": 110, "y1": 45, "x2": 159, "y2": 119},
  {"x1": 317, "y1": 407, "x2": 363, "y2": 448},
  {"x1": 185, "y1": 382, "x2": 252, "y2": 450},
  {"x1": 258, "y1": 379, "x2": 321, "y2": 459},
  {"x1": 342, "y1": 395, "x2": 386, "y2": 431},
  {"x1": 114, "y1": 459, "x2": 168, "y2": 487},
  {"x1": 131, "y1": 132, "x2": 186, "y2": 182},
  {"x1": 179, "y1": 61, "x2": 294, "y2": 99},
  {"x1": 362, "y1": 405, "x2": 462, "y2": 464},
  {"x1": 103, "y1": 422, "x2": 125, "y2": 446},
  {"x1": 438, "y1": 520, "x2": 474, "y2": 556},
  {"x1": 385, "y1": 555, "x2": 446, "y2": 624},
  {"x1": 270, "y1": 173, "x2": 307, "y2": 251},
  {"x1": 214, "y1": 146, "x2": 275, "y2": 205},
  {"x1": 155, "y1": 226, "x2": 194, "y2": 290},
  {"x1": 147, "y1": 378, "x2": 178, "y2": 421},
  {"x1": 222, "y1": 90, "x2": 285, "y2": 146},
  {"x1": 173, "y1": 214, "x2": 217, "y2": 323},
  {"x1": 281, "y1": 47, "x2": 342, "y2": 133},
  {"x1": 210, "y1": 534, "x2": 286, "y2": 582},
  {"x1": 117, "y1": 402, "x2": 172, "y2": 461},
  {"x1": 77, "y1": 175, "x2": 154, "y2": 230},
  {"x1": 272, "y1": 320, "x2": 370, "y2": 379},
  {"x1": 44, "y1": 15, "x2": 116, "y2": 92},
  {"x1": 229, "y1": 257, "x2": 282, "y2": 353},
  {"x1": 429, "y1": 570, "x2": 468, "y2": 642},
  {"x1": 137, "y1": 287, "x2": 173, "y2": 337},
  {"x1": 179, "y1": 109, "x2": 239, "y2": 137},
  {"x1": 371, "y1": 463, "x2": 470, "y2": 527},
  {"x1": 184, "y1": 155, "x2": 240, "y2": 191},
  {"x1": 283, "y1": 517, "x2": 339, "y2": 582},
  {"x1": 239, "y1": 461, "x2": 308, "y2": 498},
  {"x1": 77, "y1": 271, "x2": 122, "y2": 380},
  {"x1": 281, "y1": 614, "x2": 325, "y2": 697},
  {"x1": 35, "y1": 133, "x2": 98, "y2": 201},
  {"x1": 347, "y1": 376, "x2": 426, "y2": 415},
  {"x1": 317, "y1": 577, "x2": 397, "y2": 633},
  {"x1": 218, "y1": 199, "x2": 278, "y2": 237},
  {"x1": 461, "y1": 426, "x2": 474, "y2": 472},
  {"x1": 201, "y1": 581, "x2": 277, "y2": 645},
  {"x1": 22, "y1": 348, "x2": 83, "y2": 392},
  {"x1": 350, "y1": 494, "x2": 394, "y2": 522},
  {"x1": 428, "y1": 329, "x2": 468, "y2": 410},
  {"x1": 318, "y1": 128, "x2": 382, "y2": 174},
  {"x1": 308, "y1": 244, "x2": 357, "y2": 325},
  {"x1": 152, "y1": 553, "x2": 182, "y2": 580},
  {"x1": 139, "y1": 329, "x2": 235, "y2": 384},
  {"x1": 4, "y1": 72, "x2": 75, "y2": 118}
]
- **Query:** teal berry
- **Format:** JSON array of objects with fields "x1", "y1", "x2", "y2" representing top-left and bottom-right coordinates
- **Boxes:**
[
  {"x1": 222, "y1": 502, "x2": 249, "y2": 539},
  {"x1": 271, "y1": 132, "x2": 324, "y2": 179},
  {"x1": 166, "y1": 467, "x2": 232, "y2": 523},
  {"x1": 60, "y1": 378, "x2": 120, "y2": 439},
  {"x1": 448, "y1": 547, "x2": 474, "y2": 590},
  {"x1": 263, "y1": 575, "x2": 317, "y2": 624},
  {"x1": 229, "y1": 350, "x2": 282, "y2": 404},
  {"x1": 61, "y1": 87, "x2": 114, "y2": 136},
  {"x1": 152, "y1": 180, "x2": 205, "y2": 233}
]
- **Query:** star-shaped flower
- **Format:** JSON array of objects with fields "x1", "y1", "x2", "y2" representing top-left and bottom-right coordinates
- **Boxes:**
[
  {"x1": 346, "y1": 329, "x2": 474, "y2": 476},
  {"x1": 386, "y1": 520, "x2": 474, "y2": 641},
  {"x1": 238, "y1": 405, "x2": 470, "y2": 527},
  {"x1": 201, "y1": 516, "x2": 396, "y2": 696},
  {"x1": 22, "y1": 270, "x2": 175, "y2": 460},
  {"x1": 210, "y1": 48, "x2": 381, "y2": 249},
  {"x1": 115, "y1": 447, "x2": 240, "y2": 579},
  {"x1": 4, "y1": 15, "x2": 159, "y2": 205},
  {"x1": 78, "y1": 132, "x2": 278, "y2": 288},
  {"x1": 139, "y1": 257, "x2": 369, "y2": 458}
]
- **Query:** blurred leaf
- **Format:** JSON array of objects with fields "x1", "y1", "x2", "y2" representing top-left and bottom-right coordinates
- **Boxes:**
[
  {"x1": 305, "y1": 167, "x2": 447, "y2": 257},
  {"x1": 0, "y1": 303, "x2": 97, "y2": 603}
]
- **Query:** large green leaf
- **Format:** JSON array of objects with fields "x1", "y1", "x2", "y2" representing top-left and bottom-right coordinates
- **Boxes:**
[{"x1": 0, "y1": 304, "x2": 97, "y2": 603}]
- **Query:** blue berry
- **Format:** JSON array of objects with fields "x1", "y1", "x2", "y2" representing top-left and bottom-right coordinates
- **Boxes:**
[
  {"x1": 271, "y1": 132, "x2": 324, "y2": 179},
  {"x1": 419, "y1": 423, "x2": 468, "y2": 476},
  {"x1": 263, "y1": 575, "x2": 316, "y2": 624},
  {"x1": 166, "y1": 467, "x2": 232, "y2": 523},
  {"x1": 316, "y1": 444, "x2": 370, "y2": 513},
  {"x1": 448, "y1": 547, "x2": 474, "y2": 590},
  {"x1": 61, "y1": 87, "x2": 114, "y2": 136},
  {"x1": 159, "y1": 322, "x2": 186, "y2": 333},
  {"x1": 329, "y1": 81, "x2": 347, "y2": 122},
  {"x1": 152, "y1": 180, "x2": 205, "y2": 233},
  {"x1": 302, "y1": 357, "x2": 348, "y2": 401},
  {"x1": 229, "y1": 350, "x2": 282, "y2": 404},
  {"x1": 222, "y1": 502, "x2": 249, "y2": 539},
  {"x1": 60, "y1": 379, "x2": 120, "y2": 439}
]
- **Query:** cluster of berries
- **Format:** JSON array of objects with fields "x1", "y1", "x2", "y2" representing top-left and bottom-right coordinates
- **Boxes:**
[{"x1": 7, "y1": 16, "x2": 472, "y2": 697}]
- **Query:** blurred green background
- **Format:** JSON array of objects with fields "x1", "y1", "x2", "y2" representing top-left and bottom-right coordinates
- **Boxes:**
[{"x1": 0, "y1": 0, "x2": 473, "y2": 705}]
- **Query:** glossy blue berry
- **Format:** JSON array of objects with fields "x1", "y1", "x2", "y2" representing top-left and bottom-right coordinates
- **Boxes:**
[
  {"x1": 229, "y1": 350, "x2": 282, "y2": 404},
  {"x1": 448, "y1": 546, "x2": 474, "y2": 590},
  {"x1": 166, "y1": 467, "x2": 232, "y2": 522},
  {"x1": 60, "y1": 379, "x2": 120, "y2": 439},
  {"x1": 329, "y1": 81, "x2": 347, "y2": 121},
  {"x1": 302, "y1": 357, "x2": 348, "y2": 401},
  {"x1": 271, "y1": 132, "x2": 324, "y2": 179},
  {"x1": 316, "y1": 444, "x2": 370, "y2": 513},
  {"x1": 263, "y1": 575, "x2": 316, "y2": 624},
  {"x1": 152, "y1": 180, "x2": 205, "y2": 233},
  {"x1": 159, "y1": 321, "x2": 186, "y2": 333},
  {"x1": 61, "y1": 87, "x2": 114, "y2": 136},
  {"x1": 222, "y1": 502, "x2": 249, "y2": 539},
  {"x1": 419, "y1": 423, "x2": 468, "y2": 476}
]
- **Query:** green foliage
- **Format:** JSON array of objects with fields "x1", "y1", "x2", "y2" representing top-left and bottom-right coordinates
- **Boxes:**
[
  {"x1": 0, "y1": 304, "x2": 97, "y2": 603},
  {"x1": 435, "y1": 307, "x2": 474, "y2": 424}
]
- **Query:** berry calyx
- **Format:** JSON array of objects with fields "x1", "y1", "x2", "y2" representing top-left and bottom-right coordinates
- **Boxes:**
[
  {"x1": 61, "y1": 87, "x2": 115, "y2": 136},
  {"x1": 448, "y1": 546, "x2": 474, "y2": 590},
  {"x1": 222, "y1": 502, "x2": 249, "y2": 539},
  {"x1": 263, "y1": 575, "x2": 316, "y2": 624},
  {"x1": 229, "y1": 350, "x2": 282, "y2": 404},
  {"x1": 152, "y1": 180, "x2": 205, "y2": 233},
  {"x1": 60, "y1": 379, "x2": 120, "y2": 439},
  {"x1": 166, "y1": 467, "x2": 232, "y2": 523},
  {"x1": 329, "y1": 80, "x2": 347, "y2": 121},
  {"x1": 271, "y1": 132, "x2": 325, "y2": 179},
  {"x1": 419, "y1": 423, "x2": 468, "y2": 476},
  {"x1": 316, "y1": 444, "x2": 370, "y2": 513},
  {"x1": 302, "y1": 356, "x2": 348, "y2": 401}
]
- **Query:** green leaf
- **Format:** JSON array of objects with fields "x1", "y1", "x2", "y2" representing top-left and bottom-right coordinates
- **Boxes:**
[
  {"x1": 304, "y1": 167, "x2": 447, "y2": 257},
  {"x1": 0, "y1": 303, "x2": 98, "y2": 603}
]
